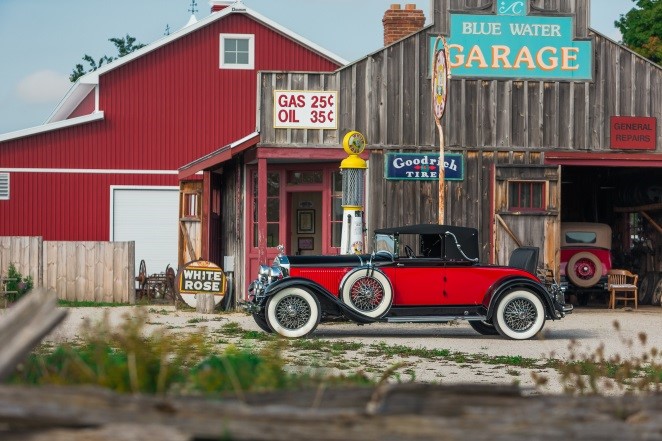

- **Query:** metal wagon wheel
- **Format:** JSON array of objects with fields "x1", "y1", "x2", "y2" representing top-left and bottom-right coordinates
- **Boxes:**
[
  {"x1": 163, "y1": 264, "x2": 186, "y2": 307},
  {"x1": 135, "y1": 259, "x2": 148, "y2": 300}
]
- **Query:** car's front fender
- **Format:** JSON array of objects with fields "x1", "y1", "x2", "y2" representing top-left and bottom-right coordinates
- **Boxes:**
[
  {"x1": 486, "y1": 277, "x2": 559, "y2": 321},
  {"x1": 262, "y1": 277, "x2": 378, "y2": 324}
]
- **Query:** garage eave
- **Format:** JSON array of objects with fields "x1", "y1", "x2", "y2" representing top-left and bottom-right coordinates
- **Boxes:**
[
  {"x1": 546, "y1": 151, "x2": 662, "y2": 167},
  {"x1": 178, "y1": 132, "x2": 260, "y2": 180}
]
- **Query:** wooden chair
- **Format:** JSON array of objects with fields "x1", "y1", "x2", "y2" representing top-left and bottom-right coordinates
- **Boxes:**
[{"x1": 607, "y1": 269, "x2": 638, "y2": 309}]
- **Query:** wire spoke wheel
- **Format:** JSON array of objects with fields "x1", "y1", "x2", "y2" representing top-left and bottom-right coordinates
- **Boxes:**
[
  {"x1": 266, "y1": 287, "x2": 320, "y2": 338},
  {"x1": 502, "y1": 298, "x2": 537, "y2": 332},
  {"x1": 349, "y1": 276, "x2": 385, "y2": 312},
  {"x1": 274, "y1": 294, "x2": 312, "y2": 330},
  {"x1": 341, "y1": 269, "x2": 393, "y2": 318},
  {"x1": 494, "y1": 289, "x2": 546, "y2": 340}
]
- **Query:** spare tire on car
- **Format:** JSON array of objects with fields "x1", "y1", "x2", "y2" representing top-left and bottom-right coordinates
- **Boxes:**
[
  {"x1": 567, "y1": 252, "x2": 602, "y2": 288},
  {"x1": 341, "y1": 268, "x2": 393, "y2": 318}
]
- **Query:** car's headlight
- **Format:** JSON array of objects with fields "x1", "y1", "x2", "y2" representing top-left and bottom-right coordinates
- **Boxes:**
[
  {"x1": 269, "y1": 265, "x2": 283, "y2": 282},
  {"x1": 274, "y1": 255, "x2": 290, "y2": 277},
  {"x1": 258, "y1": 264, "x2": 270, "y2": 282}
]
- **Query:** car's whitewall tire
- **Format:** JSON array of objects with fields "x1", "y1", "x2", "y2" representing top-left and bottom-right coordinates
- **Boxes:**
[
  {"x1": 341, "y1": 268, "x2": 393, "y2": 318},
  {"x1": 494, "y1": 289, "x2": 546, "y2": 340},
  {"x1": 266, "y1": 287, "x2": 320, "y2": 338}
]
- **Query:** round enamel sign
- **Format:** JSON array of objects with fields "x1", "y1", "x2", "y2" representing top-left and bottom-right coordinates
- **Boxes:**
[
  {"x1": 432, "y1": 45, "x2": 448, "y2": 120},
  {"x1": 175, "y1": 260, "x2": 226, "y2": 308}
]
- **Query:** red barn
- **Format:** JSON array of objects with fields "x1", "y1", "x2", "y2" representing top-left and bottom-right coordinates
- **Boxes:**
[{"x1": 0, "y1": 1, "x2": 344, "y2": 276}]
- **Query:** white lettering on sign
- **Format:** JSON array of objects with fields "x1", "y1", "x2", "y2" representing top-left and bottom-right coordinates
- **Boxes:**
[
  {"x1": 273, "y1": 91, "x2": 338, "y2": 129},
  {"x1": 180, "y1": 269, "x2": 224, "y2": 294}
]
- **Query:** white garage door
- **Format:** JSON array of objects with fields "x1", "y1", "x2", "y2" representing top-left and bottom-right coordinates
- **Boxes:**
[{"x1": 112, "y1": 187, "x2": 179, "y2": 279}]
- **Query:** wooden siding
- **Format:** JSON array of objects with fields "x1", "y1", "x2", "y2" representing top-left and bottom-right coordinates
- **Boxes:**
[
  {"x1": 219, "y1": 157, "x2": 245, "y2": 291},
  {"x1": 259, "y1": 34, "x2": 662, "y2": 151},
  {"x1": 257, "y1": 0, "x2": 662, "y2": 261}
]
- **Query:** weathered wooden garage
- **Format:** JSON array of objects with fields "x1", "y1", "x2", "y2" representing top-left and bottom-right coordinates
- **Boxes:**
[{"x1": 234, "y1": 0, "x2": 662, "y2": 304}]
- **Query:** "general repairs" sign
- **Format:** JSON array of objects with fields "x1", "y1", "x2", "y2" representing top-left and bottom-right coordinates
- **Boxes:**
[{"x1": 610, "y1": 116, "x2": 657, "y2": 150}]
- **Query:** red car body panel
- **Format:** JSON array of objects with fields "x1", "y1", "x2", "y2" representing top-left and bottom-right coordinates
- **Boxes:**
[{"x1": 291, "y1": 263, "x2": 540, "y2": 306}]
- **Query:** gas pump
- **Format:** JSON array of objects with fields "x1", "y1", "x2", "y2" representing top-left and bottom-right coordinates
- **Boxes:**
[{"x1": 340, "y1": 131, "x2": 367, "y2": 254}]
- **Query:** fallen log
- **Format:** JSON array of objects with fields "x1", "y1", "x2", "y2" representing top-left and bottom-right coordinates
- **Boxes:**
[
  {"x1": 0, "y1": 383, "x2": 660, "y2": 440},
  {"x1": 0, "y1": 288, "x2": 68, "y2": 381}
]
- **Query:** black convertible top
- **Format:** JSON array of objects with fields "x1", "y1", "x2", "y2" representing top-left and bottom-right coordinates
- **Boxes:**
[
  {"x1": 374, "y1": 224, "x2": 479, "y2": 261},
  {"x1": 375, "y1": 224, "x2": 477, "y2": 237}
]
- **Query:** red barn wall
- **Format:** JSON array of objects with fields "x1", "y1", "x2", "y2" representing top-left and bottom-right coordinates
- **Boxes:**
[{"x1": 0, "y1": 13, "x2": 340, "y2": 240}]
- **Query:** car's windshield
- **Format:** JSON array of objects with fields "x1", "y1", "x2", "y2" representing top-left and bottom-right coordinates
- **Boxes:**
[{"x1": 374, "y1": 234, "x2": 395, "y2": 254}]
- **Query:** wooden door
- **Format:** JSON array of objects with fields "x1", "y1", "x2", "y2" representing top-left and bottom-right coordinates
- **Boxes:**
[{"x1": 493, "y1": 165, "x2": 561, "y2": 280}]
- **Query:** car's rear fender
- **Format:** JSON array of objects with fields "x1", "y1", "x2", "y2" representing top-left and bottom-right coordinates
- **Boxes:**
[
  {"x1": 263, "y1": 277, "x2": 377, "y2": 324},
  {"x1": 486, "y1": 277, "x2": 558, "y2": 321}
]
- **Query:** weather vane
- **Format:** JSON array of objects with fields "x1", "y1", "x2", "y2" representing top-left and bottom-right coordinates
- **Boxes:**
[{"x1": 188, "y1": 0, "x2": 198, "y2": 15}]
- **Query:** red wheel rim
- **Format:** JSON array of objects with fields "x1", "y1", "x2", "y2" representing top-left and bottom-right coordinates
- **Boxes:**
[
  {"x1": 574, "y1": 258, "x2": 597, "y2": 280},
  {"x1": 349, "y1": 276, "x2": 384, "y2": 312}
]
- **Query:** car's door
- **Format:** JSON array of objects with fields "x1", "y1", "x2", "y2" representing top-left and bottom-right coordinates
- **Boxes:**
[
  {"x1": 387, "y1": 258, "x2": 446, "y2": 305},
  {"x1": 443, "y1": 265, "x2": 510, "y2": 305}
]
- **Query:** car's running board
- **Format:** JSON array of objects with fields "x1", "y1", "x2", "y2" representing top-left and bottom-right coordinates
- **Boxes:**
[{"x1": 384, "y1": 315, "x2": 487, "y2": 323}]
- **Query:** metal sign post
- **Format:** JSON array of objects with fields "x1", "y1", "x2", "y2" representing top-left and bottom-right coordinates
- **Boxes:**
[{"x1": 432, "y1": 36, "x2": 450, "y2": 224}]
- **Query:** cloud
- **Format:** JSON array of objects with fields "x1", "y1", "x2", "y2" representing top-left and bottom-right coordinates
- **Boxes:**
[{"x1": 15, "y1": 70, "x2": 71, "y2": 103}]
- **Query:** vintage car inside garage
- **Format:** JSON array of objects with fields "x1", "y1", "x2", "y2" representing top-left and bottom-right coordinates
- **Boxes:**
[{"x1": 561, "y1": 165, "x2": 662, "y2": 306}]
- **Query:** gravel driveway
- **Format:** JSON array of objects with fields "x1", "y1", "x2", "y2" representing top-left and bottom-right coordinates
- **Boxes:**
[{"x1": 44, "y1": 304, "x2": 662, "y2": 394}]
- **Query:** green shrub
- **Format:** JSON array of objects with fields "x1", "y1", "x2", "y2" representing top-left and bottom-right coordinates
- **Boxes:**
[
  {"x1": 4, "y1": 263, "x2": 33, "y2": 303},
  {"x1": 8, "y1": 310, "x2": 373, "y2": 395}
]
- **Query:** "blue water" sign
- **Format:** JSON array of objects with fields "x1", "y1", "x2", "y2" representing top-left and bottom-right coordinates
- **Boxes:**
[
  {"x1": 385, "y1": 152, "x2": 464, "y2": 181},
  {"x1": 430, "y1": 0, "x2": 592, "y2": 80}
]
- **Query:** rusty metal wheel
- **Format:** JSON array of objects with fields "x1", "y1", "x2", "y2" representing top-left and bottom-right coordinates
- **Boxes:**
[{"x1": 135, "y1": 260, "x2": 148, "y2": 300}]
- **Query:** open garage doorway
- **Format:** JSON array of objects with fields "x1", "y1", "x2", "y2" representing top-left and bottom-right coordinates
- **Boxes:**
[{"x1": 560, "y1": 165, "x2": 662, "y2": 306}]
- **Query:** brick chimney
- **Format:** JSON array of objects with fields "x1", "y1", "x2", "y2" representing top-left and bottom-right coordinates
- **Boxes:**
[
  {"x1": 383, "y1": 4, "x2": 426, "y2": 46},
  {"x1": 210, "y1": 0, "x2": 233, "y2": 13}
]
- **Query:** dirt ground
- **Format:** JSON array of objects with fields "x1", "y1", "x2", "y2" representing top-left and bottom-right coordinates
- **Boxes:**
[{"x1": 40, "y1": 303, "x2": 662, "y2": 395}]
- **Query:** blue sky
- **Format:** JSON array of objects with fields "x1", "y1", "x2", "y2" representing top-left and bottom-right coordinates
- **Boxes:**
[{"x1": 0, "y1": 0, "x2": 634, "y2": 134}]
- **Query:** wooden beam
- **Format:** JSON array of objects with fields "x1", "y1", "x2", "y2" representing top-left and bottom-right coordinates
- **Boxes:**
[
  {"x1": 639, "y1": 211, "x2": 662, "y2": 236},
  {"x1": 0, "y1": 288, "x2": 67, "y2": 381},
  {"x1": 495, "y1": 214, "x2": 523, "y2": 248}
]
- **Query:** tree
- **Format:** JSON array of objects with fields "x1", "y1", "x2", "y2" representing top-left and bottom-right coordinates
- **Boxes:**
[
  {"x1": 615, "y1": 0, "x2": 662, "y2": 64},
  {"x1": 70, "y1": 34, "x2": 146, "y2": 82}
]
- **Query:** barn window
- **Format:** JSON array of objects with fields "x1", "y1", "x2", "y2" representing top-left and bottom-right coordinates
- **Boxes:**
[
  {"x1": 182, "y1": 192, "x2": 200, "y2": 219},
  {"x1": 0, "y1": 173, "x2": 8, "y2": 200},
  {"x1": 508, "y1": 181, "x2": 546, "y2": 211},
  {"x1": 219, "y1": 34, "x2": 254, "y2": 69}
]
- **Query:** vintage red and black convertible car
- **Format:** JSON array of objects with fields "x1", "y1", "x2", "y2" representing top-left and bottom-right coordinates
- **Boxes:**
[{"x1": 243, "y1": 224, "x2": 572, "y2": 340}]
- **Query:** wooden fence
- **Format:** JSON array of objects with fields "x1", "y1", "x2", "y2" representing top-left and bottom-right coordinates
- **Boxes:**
[{"x1": 0, "y1": 237, "x2": 135, "y2": 303}]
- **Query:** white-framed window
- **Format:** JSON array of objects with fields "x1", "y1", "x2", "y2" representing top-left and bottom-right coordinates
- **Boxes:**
[
  {"x1": 0, "y1": 173, "x2": 8, "y2": 200},
  {"x1": 219, "y1": 33, "x2": 255, "y2": 69}
]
